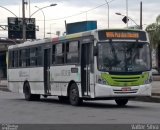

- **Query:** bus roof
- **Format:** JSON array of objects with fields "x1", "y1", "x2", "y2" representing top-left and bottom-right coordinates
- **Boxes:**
[
  {"x1": 8, "y1": 38, "x2": 52, "y2": 50},
  {"x1": 8, "y1": 28, "x2": 147, "y2": 50}
]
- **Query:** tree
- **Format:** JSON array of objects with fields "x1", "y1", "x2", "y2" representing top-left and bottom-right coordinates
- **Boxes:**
[
  {"x1": 156, "y1": 14, "x2": 160, "y2": 24},
  {"x1": 146, "y1": 15, "x2": 160, "y2": 48}
]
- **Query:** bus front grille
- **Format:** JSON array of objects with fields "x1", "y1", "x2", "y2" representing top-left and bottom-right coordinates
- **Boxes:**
[
  {"x1": 111, "y1": 76, "x2": 140, "y2": 83},
  {"x1": 109, "y1": 75, "x2": 141, "y2": 86}
]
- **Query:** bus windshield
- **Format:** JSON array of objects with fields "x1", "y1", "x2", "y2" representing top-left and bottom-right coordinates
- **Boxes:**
[{"x1": 97, "y1": 42, "x2": 151, "y2": 73}]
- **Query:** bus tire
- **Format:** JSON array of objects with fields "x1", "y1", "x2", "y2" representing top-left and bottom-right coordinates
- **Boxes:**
[
  {"x1": 115, "y1": 99, "x2": 128, "y2": 106},
  {"x1": 23, "y1": 82, "x2": 40, "y2": 101},
  {"x1": 69, "y1": 83, "x2": 82, "y2": 106}
]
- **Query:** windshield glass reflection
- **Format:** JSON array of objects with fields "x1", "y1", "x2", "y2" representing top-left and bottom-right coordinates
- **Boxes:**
[{"x1": 97, "y1": 42, "x2": 151, "y2": 72}]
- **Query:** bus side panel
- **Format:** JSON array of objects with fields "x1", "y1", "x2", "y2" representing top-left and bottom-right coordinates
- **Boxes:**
[
  {"x1": 28, "y1": 67, "x2": 44, "y2": 95},
  {"x1": 8, "y1": 68, "x2": 29, "y2": 93},
  {"x1": 50, "y1": 65, "x2": 81, "y2": 97},
  {"x1": 8, "y1": 67, "x2": 44, "y2": 94},
  {"x1": 8, "y1": 81, "x2": 22, "y2": 93}
]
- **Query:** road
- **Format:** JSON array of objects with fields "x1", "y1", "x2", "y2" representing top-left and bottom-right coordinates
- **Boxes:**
[{"x1": 0, "y1": 91, "x2": 160, "y2": 124}]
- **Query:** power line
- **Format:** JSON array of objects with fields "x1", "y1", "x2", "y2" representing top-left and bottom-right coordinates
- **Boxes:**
[{"x1": 36, "y1": 2, "x2": 108, "y2": 22}]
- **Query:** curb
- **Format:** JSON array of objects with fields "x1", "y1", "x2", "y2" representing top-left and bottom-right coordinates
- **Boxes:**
[
  {"x1": 153, "y1": 75, "x2": 160, "y2": 81},
  {"x1": 152, "y1": 93, "x2": 160, "y2": 96},
  {"x1": 134, "y1": 96, "x2": 160, "y2": 103}
]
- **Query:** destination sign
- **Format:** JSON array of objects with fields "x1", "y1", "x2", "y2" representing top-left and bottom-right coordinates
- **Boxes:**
[
  {"x1": 106, "y1": 32, "x2": 139, "y2": 39},
  {"x1": 98, "y1": 30, "x2": 147, "y2": 41}
]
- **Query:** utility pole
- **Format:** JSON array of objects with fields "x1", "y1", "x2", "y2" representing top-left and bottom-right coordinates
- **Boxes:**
[
  {"x1": 107, "y1": 2, "x2": 109, "y2": 28},
  {"x1": 140, "y1": 1, "x2": 143, "y2": 30},
  {"x1": 126, "y1": 0, "x2": 128, "y2": 28},
  {"x1": 22, "y1": 0, "x2": 26, "y2": 42},
  {"x1": 65, "y1": 20, "x2": 67, "y2": 35},
  {"x1": 29, "y1": 0, "x2": 31, "y2": 17},
  {"x1": 105, "y1": 0, "x2": 109, "y2": 29}
]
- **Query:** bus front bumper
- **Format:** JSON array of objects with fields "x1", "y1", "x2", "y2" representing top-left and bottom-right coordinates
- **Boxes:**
[{"x1": 94, "y1": 83, "x2": 152, "y2": 98}]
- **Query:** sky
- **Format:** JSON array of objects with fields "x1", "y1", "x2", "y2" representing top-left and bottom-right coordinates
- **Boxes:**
[{"x1": 0, "y1": 0, "x2": 160, "y2": 39}]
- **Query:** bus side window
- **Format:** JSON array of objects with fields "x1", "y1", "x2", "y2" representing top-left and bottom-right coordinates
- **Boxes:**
[
  {"x1": 26, "y1": 49, "x2": 30, "y2": 67},
  {"x1": 14, "y1": 51, "x2": 18, "y2": 67},
  {"x1": 9, "y1": 51, "x2": 14, "y2": 68},
  {"x1": 55, "y1": 43, "x2": 65, "y2": 64},
  {"x1": 21, "y1": 49, "x2": 26, "y2": 67},
  {"x1": 37, "y1": 47, "x2": 42, "y2": 66},
  {"x1": 30, "y1": 48, "x2": 36, "y2": 66},
  {"x1": 52, "y1": 45, "x2": 56, "y2": 64},
  {"x1": 66, "y1": 41, "x2": 79, "y2": 64}
]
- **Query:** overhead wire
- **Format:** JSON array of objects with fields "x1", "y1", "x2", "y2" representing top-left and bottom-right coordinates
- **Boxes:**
[{"x1": 36, "y1": 2, "x2": 108, "y2": 22}]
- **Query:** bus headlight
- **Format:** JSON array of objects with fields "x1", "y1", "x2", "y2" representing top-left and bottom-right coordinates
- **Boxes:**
[
  {"x1": 144, "y1": 77, "x2": 152, "y2": 84},
  {"x1": 144, "y1": 79, "x2": 150, "y2": 84},
  {"x1": 144, "y1": 72, "x2": 152, "y2": 84},
  {"x1": 96, "y1": 75, "x2": 108, "y2": 85}
]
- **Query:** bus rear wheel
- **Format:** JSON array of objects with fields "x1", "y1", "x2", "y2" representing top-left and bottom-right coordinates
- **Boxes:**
[
  {"x1": 23, "y1": 82, "x2": 40, "y2": 101},
  {"x1": 69, "y1": 83, "x2": 82, "y2": 106},
  {"x1": 115, "y1": 99, "x2": 128, "y2": 106}
]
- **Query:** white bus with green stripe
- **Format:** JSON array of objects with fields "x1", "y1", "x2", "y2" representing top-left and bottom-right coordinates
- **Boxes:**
[{"x1": 8, "y1": 29, "x2": 152, "y2": 106}]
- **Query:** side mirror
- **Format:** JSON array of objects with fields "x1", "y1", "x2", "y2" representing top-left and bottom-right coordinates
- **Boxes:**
[{"x1": 94, "y1": 46, "x2": 98, "y2": 56}]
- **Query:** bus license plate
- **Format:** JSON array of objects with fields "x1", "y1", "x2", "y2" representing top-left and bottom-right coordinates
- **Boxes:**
[{"x1": 121, "y1": 87, "x2": 131, "y2": 92}]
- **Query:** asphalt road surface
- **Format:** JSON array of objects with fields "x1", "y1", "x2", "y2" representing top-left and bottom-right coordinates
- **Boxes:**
[{"x1": 0, "y1": 91, "x2": 160, "y2": 124}]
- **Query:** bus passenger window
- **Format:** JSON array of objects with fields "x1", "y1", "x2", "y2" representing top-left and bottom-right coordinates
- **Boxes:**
[
  {"x1": 26, "y1": 49, "x2": 30, "y2": 67},
  {"x1": 52, "y1": 45, "x2": 56, "y2": 64},
  {"x1": 21, "y1": 49, "x2": 26, "y2": 67},
  {"x1": 55, "y1": 44, "x2": 65, "y2": 64},
  {"x1": 36, "y1": 47, "x2": 42, "y2": 66},
  {"x1": 8, "y1": 51, "x2": 12, "y2": 68},
  {"x1": 30, "y1": 48, "x2": 36, "y2": 66},
  {"x1": 14, "y1": 51, "x2": 18, "y2": 67},
  {"x1": 66, "y1": 41, "x2": 79, "y2": 64}
]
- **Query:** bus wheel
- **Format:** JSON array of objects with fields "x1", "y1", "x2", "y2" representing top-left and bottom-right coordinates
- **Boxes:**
[
  {"x1": 24, "y1": 82, "x2": 32, "y2": 101},
  {"x1": 115, "y1": 99, "x2": 128, "y2": 106},
  {"x1": 69, "y1": 83, "x2": 82, "y2": 106},
  {"x1": 23, "y1": 82, "x2": 40, "y2": 101}
]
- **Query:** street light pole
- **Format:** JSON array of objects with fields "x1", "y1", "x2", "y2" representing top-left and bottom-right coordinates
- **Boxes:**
[
  {"x1": 30, "y1": 4, "x2": 57, "y2": 18},
  {"x1": 126, "y1": 0, "x2": 128, "y2": 28},
  {"x1": 30, "y1": 4, "x2": 57, "y2": 39},
  {"x1": 105, "y1": 0, "x2": 116, "y2": 29},
  {"x1": 49, "y1": 23, "x2": 56, "y2": 38},
  {"x1": 105, "y1": 0, "x2": 109, "y2": 29},
  {"x1": 22, "y1": 0, "x2": 26, "y2": 42},
  {"x1": 115, "y1": 12, "x2": 140, "y2": 28},
  {"x1": 140, "y1": 1, "x2": 143, "y2": 29},
  {"x1": 35, "y1": 6, "x2": 45, "y2": 38},
  {"x1": 0, "y1": 5, "x2": 17, "y2": 17}
]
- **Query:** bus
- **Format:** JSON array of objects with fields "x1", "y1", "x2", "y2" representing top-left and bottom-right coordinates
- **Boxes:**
[{"x1": 8, "y1": 29, "x2": 152, "y2": 106}]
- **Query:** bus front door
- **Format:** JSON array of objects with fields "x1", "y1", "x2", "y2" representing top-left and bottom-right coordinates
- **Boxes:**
[
  {"x1": 81, "y1": 43, "x2": 91, "y2": 96},
  {"x1": 44, "y1": 48, "x2": 51, "y2": 94}
]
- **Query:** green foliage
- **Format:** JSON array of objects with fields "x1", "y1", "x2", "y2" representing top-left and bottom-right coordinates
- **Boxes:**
[
  {"x1": 156, "y1": 14, "x2": 160, "y2": 24},
  {"x1": 146, "y1": 15, "x2": 160, "y2": 48}
]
